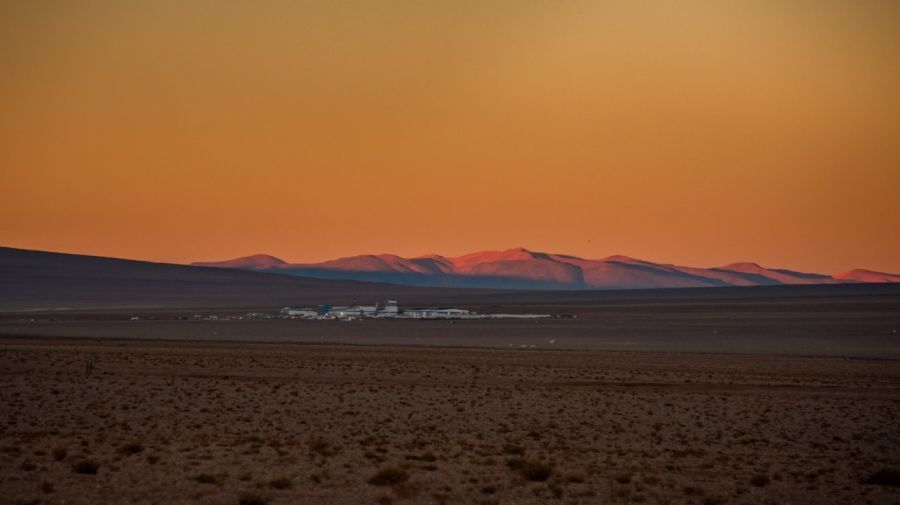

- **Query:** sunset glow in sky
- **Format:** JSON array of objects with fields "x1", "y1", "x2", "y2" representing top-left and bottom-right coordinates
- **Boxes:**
[{"x1": 2, "y1": 1, "x2": 899, "y2": 273}]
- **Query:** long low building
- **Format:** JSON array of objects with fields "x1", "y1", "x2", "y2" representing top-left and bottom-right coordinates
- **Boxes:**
[
  {"x1": 281, "y1": 307, "x2": 319, "y2": 318},
  {"x1": 279, "y1": 300, "x2": 550, "y2": 320},
  {"x1": 403, "y1": 308, "x2": 472, "y2": 319}
]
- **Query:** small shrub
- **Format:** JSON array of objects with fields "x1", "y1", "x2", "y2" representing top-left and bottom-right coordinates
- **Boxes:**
[
  {"x1": 72, "y1": 460, "x2": 99, "y2": 474},
  {"x1": 865, "y1": 468, "x2": 900, "y2": 487},
  {"x1": 368, "y1": 467, "x2": 409, "y2": 486},
  {"x1": 238, "y1": 493, "x2": 268, "y2": 505},
  {"x1": 194, "y1": 474, "x2": 220, "y2": 485},
  {"x1": 566, "y1": 473, "x2": 585, "y2": 483},
  {"x1": 683, "y1": 485, "x2": 704, "y2": 496},
  {"x1": 393, "y1": 482, "x2": 421, "y2": 499},
  {"x1": 507, "y1": 458, "x2": 553, "y2": 482},
  {"x1": 119, "y1": 442, "x2": 144, "y2": 455},
  {"x1": 528, "y1": 465, "x2": 552, "y2": 483},
  {"x1": 549, "y1": 483, "x2": 564, "y2": 499},
  {"x1": 308, "y1": 436, "x2": 338, "y2": 458},
  {"x1": 52, "y1": 447, "x2": 67, "y2": 461},
  {"x1": 502, "y1": 444, "x2": 525, "y2": 455},
  {"x1": 750, "y1": 474, "x2": 770, "y2": 487},
  {"x1": 269, "y1": 477, "x2": 292, "y2": 490}
]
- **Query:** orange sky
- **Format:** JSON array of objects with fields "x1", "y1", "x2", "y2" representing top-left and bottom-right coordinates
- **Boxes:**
[{"x1": 2, "y1": 1, "x2": 899, "y2": 273}]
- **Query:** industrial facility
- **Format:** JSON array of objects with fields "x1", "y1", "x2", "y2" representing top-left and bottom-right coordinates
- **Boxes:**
[{"x1": 280, "y1": 300, "x2": 551, "y2": 320}]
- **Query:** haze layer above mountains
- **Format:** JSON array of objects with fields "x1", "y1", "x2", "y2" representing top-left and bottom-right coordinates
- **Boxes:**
[{"x1": 195, "y1": 248, "x2": 900, "y2": 290}]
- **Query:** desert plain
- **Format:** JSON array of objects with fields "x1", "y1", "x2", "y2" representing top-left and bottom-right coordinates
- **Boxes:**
[
  {"x1": 1, "y1": 335, "x2": 899, "y2": 505},
  {"x1": 1, "y1": 250, "x2": 899, "y2": 504}
]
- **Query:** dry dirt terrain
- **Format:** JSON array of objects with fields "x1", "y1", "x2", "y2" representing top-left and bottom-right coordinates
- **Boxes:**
[
  {"x1": 3, "y1": 290, "x2": 900, "y2": 359},
  {"x1": 1, "y1": 339, "x2": 898, "y2": 504}
]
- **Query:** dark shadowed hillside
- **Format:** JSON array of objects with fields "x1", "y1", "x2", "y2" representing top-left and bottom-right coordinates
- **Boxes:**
[{"x1": 0, "y1": 247, "x2": 478, "y2": 311}]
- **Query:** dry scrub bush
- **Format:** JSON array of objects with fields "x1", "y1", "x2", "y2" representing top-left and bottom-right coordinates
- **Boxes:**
[
  {"x1": 238, "y1": 493, "x2": 268, "y2": 505},
  {"x1": 368, "y1": 467, "x2": 410, "y2": 486},
  {"x1": 119, "y1": 442, "x2": 144, "y2": 455},
  {"x1": 865, "y1": 468, "x2": 900, "y2": 487},
  {"x1": 506, "y1": 457, "x2": 553, "y2": 482},
  {"x1": 269, "y1": 477, "x2": 292, "y2": 490},
  {"x1": 750, "y1": 474, "x2": 770, "y2": 487},
  {"x1": 72, "y1": 460, "x2": 99, "y2": 474},
  {"x1": 194, "y1": 474, "x2": 221, "y2": 485}
]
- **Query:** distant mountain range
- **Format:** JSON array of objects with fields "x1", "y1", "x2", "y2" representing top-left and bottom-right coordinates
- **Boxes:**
[
  {"x1": 3, "y1": 246, "x2": 899, "y2": 311},
  {"x1": 194, "y1": 247, "x2": 900, "y2": 290}
]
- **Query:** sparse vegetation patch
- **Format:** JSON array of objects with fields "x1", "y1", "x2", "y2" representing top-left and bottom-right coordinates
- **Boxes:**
[
  {"x1": 194, "y1": 474, "x2": 221, "y2": 485},
  {"x1": 865, "y1": 468, "x2": 900, "y2": 487},
  {"x1": 368, "y1": 467, "x2": 410, "y2": 486},
  {"x1": 238, "y1": 493, "x2": 268, "y2": 505},
  {"x1": 72, "y1": 460, "x2": 99, "y2": 475},
  {"x1": 750, "y1": 474, "x2": 770, "y2": 487},
  {"x1": 507, "y1": 457, "x2": 553, "y2": 482},
  {"x1": 119, "y1": 442, "x2": 144, "y2": 455},
  {"x1": 269, "y1": 477, "x2": 292, "y2": 490}
]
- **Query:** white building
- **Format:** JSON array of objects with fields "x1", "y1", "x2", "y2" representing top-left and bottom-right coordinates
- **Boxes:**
[
  {"x1": 329, "y1": 305, "x2": 378, "y2": 318},
  {"x1": 281, "y1": 307, "x2": 318, "y2": 318},
  {"x1": 404, "y1": 308, "x2": 472, "y2": 319}
]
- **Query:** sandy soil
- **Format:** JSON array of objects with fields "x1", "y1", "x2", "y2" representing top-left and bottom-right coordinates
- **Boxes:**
[{"x1": 1, "y1": 338, "x2": 898, "y2": 504}]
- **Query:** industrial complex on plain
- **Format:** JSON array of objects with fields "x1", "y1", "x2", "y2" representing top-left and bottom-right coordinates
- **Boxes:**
[{"x1": 280, "y1": 300, "x2": 553, "y2": 320}]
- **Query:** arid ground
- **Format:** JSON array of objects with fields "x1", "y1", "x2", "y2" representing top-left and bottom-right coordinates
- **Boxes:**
[{"x1": 1, "y1": 338, "x2": 898, "y2": 504}]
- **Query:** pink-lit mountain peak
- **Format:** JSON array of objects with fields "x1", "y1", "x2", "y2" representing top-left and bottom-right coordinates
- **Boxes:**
[
  {"x1": 449, "y1": 247, "x2": 545, "y2": 265},
  {"x1": 834, "y1": 269, "x2": 900, "y2": 283}
]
